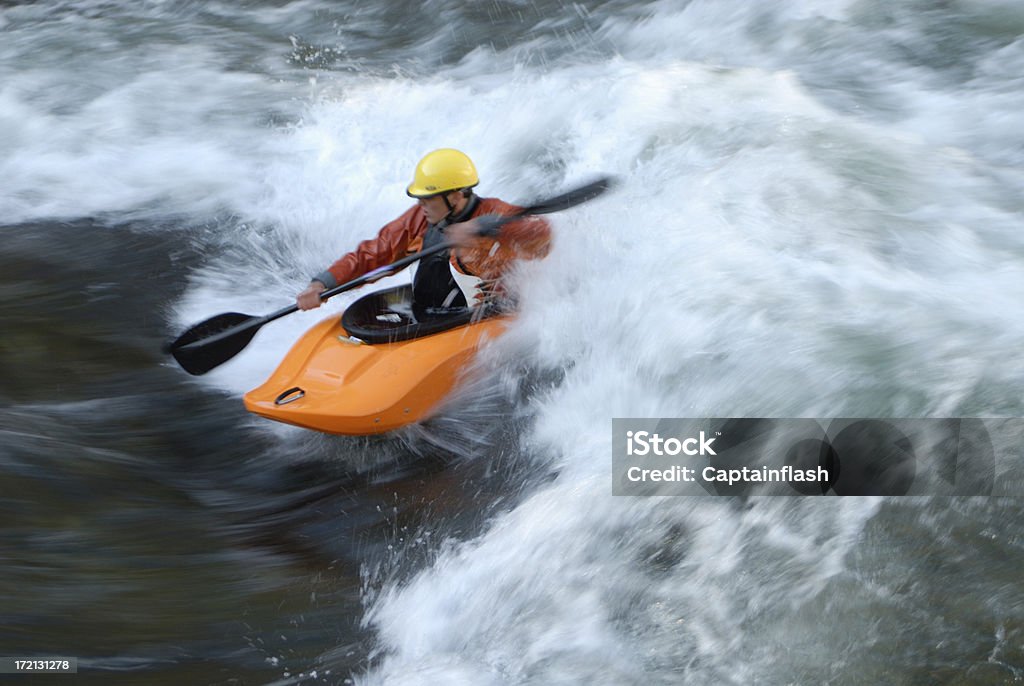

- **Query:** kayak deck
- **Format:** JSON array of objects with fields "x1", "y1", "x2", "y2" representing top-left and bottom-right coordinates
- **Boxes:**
[{"x1": 243, "y1": 288, "x2": 508, "y2": 435}]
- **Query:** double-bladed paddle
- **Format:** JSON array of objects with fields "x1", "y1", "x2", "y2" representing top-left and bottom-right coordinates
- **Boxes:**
[{"x1": 166, "y1": 175, "x2": 615, "y2": 375}]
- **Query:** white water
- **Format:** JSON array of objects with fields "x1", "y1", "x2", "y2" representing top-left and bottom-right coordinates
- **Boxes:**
[{"x1": 3, "y1": 0, "x2": 1023, "y2": 682}]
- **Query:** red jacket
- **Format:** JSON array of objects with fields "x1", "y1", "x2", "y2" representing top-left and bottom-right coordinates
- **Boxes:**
[{"x1": 319, "y1": 197, "x2": 551, "y2": 294}]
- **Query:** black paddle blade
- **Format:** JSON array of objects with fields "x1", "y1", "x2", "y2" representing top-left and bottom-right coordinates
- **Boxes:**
[
  {"x1": 166, "y1": 312, "x2": 261, "y2": 376},
  {"x1": 525, "y1": 175, "x2": 617, "y2": 215}
]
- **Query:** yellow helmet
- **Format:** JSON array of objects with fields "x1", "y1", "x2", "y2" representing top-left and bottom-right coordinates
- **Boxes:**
[{"x1": 406, "y1": 148, "x2": 479, "y2": 198}]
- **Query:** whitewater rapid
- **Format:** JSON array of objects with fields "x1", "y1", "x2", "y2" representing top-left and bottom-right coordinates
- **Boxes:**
[{"x1": 3, "y1": 0, "x2": 1023, "y2": 683}]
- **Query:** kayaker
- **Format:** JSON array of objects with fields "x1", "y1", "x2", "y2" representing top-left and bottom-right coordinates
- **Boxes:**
[{"x1": 296, "y1": 148, "x2": 551, "y2": 316}]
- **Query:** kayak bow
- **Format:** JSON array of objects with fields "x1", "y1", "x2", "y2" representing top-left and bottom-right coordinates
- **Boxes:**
[{"x1": 243, "y1": 286, "x2": 508, "y2": 434}]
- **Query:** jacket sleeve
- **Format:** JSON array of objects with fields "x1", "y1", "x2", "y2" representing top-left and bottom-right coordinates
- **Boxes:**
[{"x1": 313, "y1": 205, "x2": 424, "y2": 288}]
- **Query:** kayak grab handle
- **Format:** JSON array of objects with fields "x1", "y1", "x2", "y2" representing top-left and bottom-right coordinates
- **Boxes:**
[{"x1": 274, "y1": 387, "x2": 305, "y2": 406}]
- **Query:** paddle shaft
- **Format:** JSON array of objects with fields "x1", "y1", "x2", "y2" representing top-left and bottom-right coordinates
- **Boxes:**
[
  {"x1": 186, "y1": 194, "x2": 581, "y2": 349},
  {"x1": 169, "y1": 175, "x2": 614, "y2": 370}
]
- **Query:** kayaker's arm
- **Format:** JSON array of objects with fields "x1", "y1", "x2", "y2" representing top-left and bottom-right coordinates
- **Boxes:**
[
  {"x1": 445, "y1": 199, "x2": 553, "y2": 285},
  {"x1": 317, "y1": 206, "x2": 421, "y2": 288},
  {"x1": 472, "y1": 197, "x2": 552, "y2": 258},
  {"x1": 297, "y1": 206, "x2": 422, "y2": 310},
  {"x1": 489, "y1": 214, "x2": 552, "y2": 259}
]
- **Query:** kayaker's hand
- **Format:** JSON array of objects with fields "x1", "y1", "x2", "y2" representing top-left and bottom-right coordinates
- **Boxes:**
[
  {"x1": 297, "y1": 281, "x2": 326, "y2": 310},
  {"x1": 445, "y1": 218, "x2": 490, "y2": 248}
]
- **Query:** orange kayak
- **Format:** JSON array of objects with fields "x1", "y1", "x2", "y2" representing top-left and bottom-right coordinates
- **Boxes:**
[{"x1": 243, "y1": 286, "x2": 509, "y2": 434}]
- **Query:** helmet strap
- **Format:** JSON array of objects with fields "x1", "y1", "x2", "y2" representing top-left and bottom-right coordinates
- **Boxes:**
[{"x1": 442, "y1": 189, "x2": 474, "y2": 221}]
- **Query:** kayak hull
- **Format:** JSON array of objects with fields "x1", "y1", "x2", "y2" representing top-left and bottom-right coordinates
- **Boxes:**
[{"x1": 243, "y1": 311, "x2": 508, "y2": 435}]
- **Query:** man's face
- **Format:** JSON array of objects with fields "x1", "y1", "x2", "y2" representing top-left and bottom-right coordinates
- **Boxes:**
[{"x1": 416, "y1": 192, "x2": 462, "y2": 224}]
